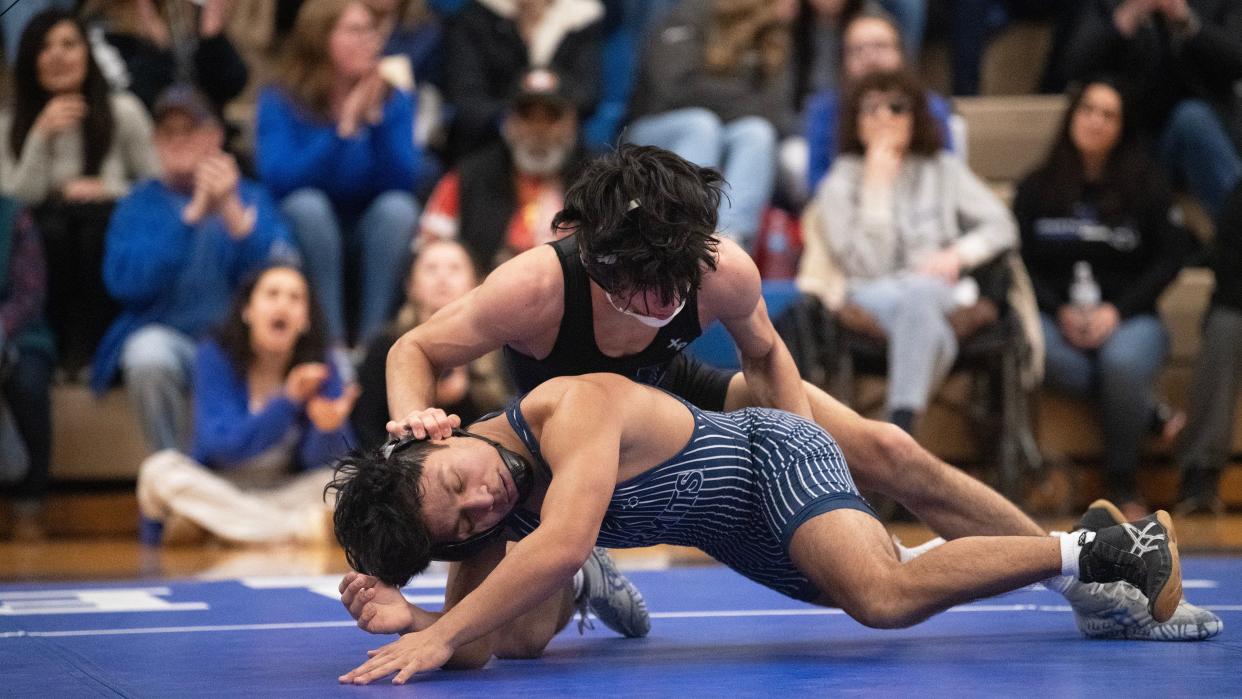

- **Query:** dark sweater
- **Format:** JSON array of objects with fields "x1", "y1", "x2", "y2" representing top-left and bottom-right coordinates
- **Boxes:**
[
  {"x1": 1063, "y1": 0, "x2": 1242, "y2": 134},
  {"x1": 1014, "y1": 168, "x2": 1190, "y2": 319}
]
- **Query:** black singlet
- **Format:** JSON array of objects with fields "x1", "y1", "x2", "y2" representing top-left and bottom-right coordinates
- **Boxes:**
[{"x1": 503, "y1": 235, "x2": 705, "y2": 392}]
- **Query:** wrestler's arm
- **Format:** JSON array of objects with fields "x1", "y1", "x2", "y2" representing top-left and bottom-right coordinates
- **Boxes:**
[
  {"x1": 708, "y1": 239, "x2": 812, "y2": 418},
  {"x1": 385, "y1": 247, "x2": 560, "y2": 438},
  {"x1": 341, "y1": 379, "x2": 620, "y2": 684}
]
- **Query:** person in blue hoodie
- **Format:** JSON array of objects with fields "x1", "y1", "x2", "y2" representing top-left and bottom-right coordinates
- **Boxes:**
[
  {"x1": 257, "y1": 0, "x2": 420, "y2": 346},
  {"x1": 92, "y1": 85, "x2": 294, "y2": 454},
  {"x1": 137, "y1": 264, "x2": 358, "y2": 546}
]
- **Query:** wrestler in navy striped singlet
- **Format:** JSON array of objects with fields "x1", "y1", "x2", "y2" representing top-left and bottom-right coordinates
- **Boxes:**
[{"x1": 500, "y1": 393, "x2": 878, "y2": 602}]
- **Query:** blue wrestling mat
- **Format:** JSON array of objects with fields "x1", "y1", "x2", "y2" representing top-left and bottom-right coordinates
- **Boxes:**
[{"x1": 4, "y1": 558, "x2": 1240, "y2": 697}]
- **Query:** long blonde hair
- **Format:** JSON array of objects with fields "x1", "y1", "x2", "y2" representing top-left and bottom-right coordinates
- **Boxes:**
[
  {"x1": 275, "y1": 0, "x2": 374, "y2": 119},
  {"x1": 704, "y1": 0, "x2": 790, "y2": 77}
]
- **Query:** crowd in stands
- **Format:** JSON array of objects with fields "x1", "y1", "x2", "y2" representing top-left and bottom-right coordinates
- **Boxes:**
[{"x1": 1, "y1": 0, "x2": 1241, "y2": 540}]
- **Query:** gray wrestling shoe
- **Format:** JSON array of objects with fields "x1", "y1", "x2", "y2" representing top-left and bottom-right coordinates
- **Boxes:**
[
  {"x1": 575, "y1": 547, "x2": 650, "y2": 638},
  {"x1": 1061, "y1": 500, "x2": 1222, "y2": 640}
]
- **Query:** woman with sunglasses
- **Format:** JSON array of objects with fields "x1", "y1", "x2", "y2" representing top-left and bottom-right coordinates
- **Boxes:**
[{"x1": 807, "y1": 68, "x2": 1017, "y2": 434}]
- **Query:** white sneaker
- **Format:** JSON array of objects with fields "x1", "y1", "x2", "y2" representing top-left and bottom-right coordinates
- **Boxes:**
[
  {"x1": 575, "y1": 547, "x2": 650, "y2": 638},
  {"x1": 1062, "y1": 578, "x2": 1223, "y2": 641}
]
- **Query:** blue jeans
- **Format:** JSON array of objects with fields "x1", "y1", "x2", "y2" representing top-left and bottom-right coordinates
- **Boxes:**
[
  {"x1": 1158, "y1": 99, "x2": 1242, "y2": 218},
  {"x1": 280, "y1": 188, "x2": 419, "y2": 344},
  {"x1": 626, "y1": 108, "x2": 776, "y2": 249},
  {"x1": 849, "y1": 273, "x2": 958, "y2": 413},
  {"x1": 2, "y1": 346, "x2": 53, "y2": 501},
  {"x1": 120, "y1": 324, "x2": 197, "y2": 453},
  {"x1": 1040, "y1": 312, "x2": 1169, "y2": 501}
]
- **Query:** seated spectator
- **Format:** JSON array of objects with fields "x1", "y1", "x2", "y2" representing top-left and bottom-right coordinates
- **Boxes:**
[
  {"x1": 1014, "y1": 79, "x2": 1191, "y2": 520},
  {"x1": 803, "y1": 8, "x2": 953, "y2": 194},
  {"x1": 136, "y1": 265, "x2": 357, "y2": 546},
  {"x1": 81, "y1": 0, "x2": 250, "y2": 116},
  {"x1": 1176, "y1": 180, "x2": 1242, "y2": 515},
  {"x1": 0, "y1": 9, "x2": 158, "y2": 372},
  {"x1": 350, "y1": 238, "x2": 509, "y2": 447},
  {"x1": 791, "y1": 0, "x2": 864, "y2": 107},
  {"x1": 626, "y1": 0, "x2": 798, "y2": 249},
  {"x1": 420, "y1": 67, "x2": 586, "y2": 270},
  {"x1": 257, "y1": 0, "x2": 421, "y2": 347},
  {"x1": 0, "y1": 196, "x2": 55, "y2": 541},
  {"x1": 442, "y1": 0, "x2": 603, "y2": 160},
  {"x1": 807, "y1": 69, "x2": 1017, "y2": 434},
  {"x1": 91, "y1": 86, "x2": 295, "y2": 454},
  {"x1": 1064, "y1": 0, "x2": 1242, "y2": 217}
]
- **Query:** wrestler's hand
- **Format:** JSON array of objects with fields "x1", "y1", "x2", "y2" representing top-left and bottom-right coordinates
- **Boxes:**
[
  {"x1": 386, "y1": 408, "x2": 461, "y2": 440},
  {"x1": 339, "y1": 628, "x2": 455, "y2": 685},
  {"x1": 339, "y1": 571, "x2": 418, "y2": 635}
]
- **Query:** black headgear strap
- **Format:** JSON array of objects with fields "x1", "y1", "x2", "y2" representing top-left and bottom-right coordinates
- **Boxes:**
[{"x1": 380, "y1": 427, "x2": 534, "y2": 561}]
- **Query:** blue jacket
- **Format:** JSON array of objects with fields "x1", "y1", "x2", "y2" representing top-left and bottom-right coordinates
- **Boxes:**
[
  {"x1": 256, "y1": 86, "x2": 419, "y2": 214},
  {"x1": 91, "y1": 179, "x2": 294, "y2": 394},
  {"x1": 192, "y1": 339, "x2": 354, "y2": 470},
  {"x1": 804, "y1": 88, "x2": 956, "y2": 194}
]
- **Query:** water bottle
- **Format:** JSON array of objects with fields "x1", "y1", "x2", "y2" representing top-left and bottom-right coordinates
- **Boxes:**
[{"x1": 1069, "y1": 261, "x2": 1101, "y2": 311}]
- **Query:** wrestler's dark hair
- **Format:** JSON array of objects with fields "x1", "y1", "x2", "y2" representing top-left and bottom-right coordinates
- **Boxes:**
[
  {"x1": 552, "y1": 145, "x2": 722, "y2": 305},
  {"x1": 326, "y1": 440, "x2": 444, "y2": 587}
]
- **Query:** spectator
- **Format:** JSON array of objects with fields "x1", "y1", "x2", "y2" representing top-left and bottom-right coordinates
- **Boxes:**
[
  {"x1": 806, "y1": 69, "x2": 1017, "y2": 434},
  {"x1": 1014, "y1": 79, "x2": 1191, "y2": 519},
  {"x1": 136, "y1": 264, "x2": 357, "y2": 546},
  {"x1": 0, "y1": 9, "x2": 159, "y2": 372},
  {"x1": 441, "y1": 0, "x2": 603, "y2": 161},
  {"x1": 0, "y1": 196, "x2": 55, "y2": 541},
  {"x1": 350, "y1": 238, "x2": 510, "y2": 447},
  {"x1": 81, "y1": 0, "x2": 250, "y2": 116},
  {"x1": 1176, "y1": 180, "x2": 1242, "y2": 515},
  {"x1": 626, "y1": 0, "x2": 798, "y2": 248},
  {"x1": 1064, "y1": 0, "x2": 1242, "y2": 217},
  {"x1": 257, "y1": 0, "x2": 421, "y2": 346},
  {"x1": 791, "y1": 0, "x2": 864, "y2": 108},
  {"x1": 420, "y1": 67, "x2": 586, "y2": 270},
  {"x1": 803, "y1": 9, "x2": 953, "y2": 194},
  {"x1": 91, "y1": 86, "x2": 295, "y2": 454}
]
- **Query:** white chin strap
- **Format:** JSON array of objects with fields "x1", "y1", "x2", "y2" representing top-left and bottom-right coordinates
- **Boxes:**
[{"x1": 606, "y1": 292, "x2": 686, "y2": 328}]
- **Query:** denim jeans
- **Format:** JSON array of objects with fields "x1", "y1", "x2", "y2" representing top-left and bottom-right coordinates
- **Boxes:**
[
  {"x1": 1158, "y1": 99, "x2": 1242, "y2": 218},
  {"x1": 280, "y1": 188, "x2": 419, "y2": 345},
  {"x1": 626, "y1": 108, "x2": 776, "y2": 249},
  {"x1": 1040, "y1": 312, "x2": 1169, "y2": 501},
  {"x1": 848, "y1": 273, "x2": 959, "y2": 413},
  {"x1": 120, "y1": 324, "x2": 197, "y2": 453},
  {"x1": 2, "y1": 347, "x2": 53, "y2": 500},
  {"x1": 878, "y1": 0, "x2": 927, "y2": 60},
  {"x1": 1178, "y1": 306, "x2": 1242, "y2": 478}
]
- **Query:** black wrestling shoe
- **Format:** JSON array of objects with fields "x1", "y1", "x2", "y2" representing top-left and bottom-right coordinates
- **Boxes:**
[{"x1": 1079, "y1": 511, "x2": 1182, "y2": 623}]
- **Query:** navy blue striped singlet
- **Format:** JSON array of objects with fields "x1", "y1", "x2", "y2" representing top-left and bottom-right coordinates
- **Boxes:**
[{"x1": 500, "y1": 392, "x2": 877, "y2": 602}]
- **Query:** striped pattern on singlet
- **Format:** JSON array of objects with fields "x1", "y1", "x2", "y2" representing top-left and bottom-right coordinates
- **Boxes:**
[{"x1": 500, "y1": 392, "x2": 875, "y2": 601}]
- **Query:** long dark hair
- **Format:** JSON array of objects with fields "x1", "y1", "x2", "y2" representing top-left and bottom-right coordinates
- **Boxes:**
[
  {"x1": 212, "y1": 265, "x2": 331, "y2": 377},
  {"x1": 1021, "y1": 77, "x2": 1160, "y2": 224},
  {"x1": 8, "y1": 10, "x2": 115, "y2": 176},
  {"x1": 838, "y1": 69, "x2": 943, "y2": 157}
]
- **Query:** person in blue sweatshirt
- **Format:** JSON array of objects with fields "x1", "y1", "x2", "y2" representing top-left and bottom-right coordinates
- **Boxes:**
[
  {"x1": 92, "y1": 85, "x2": 295, "y2": 454},
  {"x1": 257, "y1": 0, "x2": 421, "y2": 346},
  {"x1": 137, "y1": 264, "x2": 359, "y2": 546}
]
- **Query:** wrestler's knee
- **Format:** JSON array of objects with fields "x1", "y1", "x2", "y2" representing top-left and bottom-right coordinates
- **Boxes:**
[
  {"x1": 833, "y1": 571, "x2": 920, "y2": 629},
  {"x1": 493, "y1": 631, "x2": 553, "y2": 659}
]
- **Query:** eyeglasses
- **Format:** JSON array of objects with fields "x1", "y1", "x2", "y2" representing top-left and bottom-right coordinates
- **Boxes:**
[
  {"x1": 844, "y1": 40, "x2": 900, "y2": 58},
  {"x1": 860, "y1": 97, "x2": 912, "y2": 117}
]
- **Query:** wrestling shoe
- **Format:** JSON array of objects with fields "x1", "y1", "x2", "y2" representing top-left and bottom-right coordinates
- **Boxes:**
[
  {"x1": 574, "y1": 547, "x2": 650, "y2": 638},
  {"x1": 1063, "y1": 499, "x2": 1222, "y2": 640},
  {"x1": 1078, "y1": 511, "x2": 1182, "y2": 623}
]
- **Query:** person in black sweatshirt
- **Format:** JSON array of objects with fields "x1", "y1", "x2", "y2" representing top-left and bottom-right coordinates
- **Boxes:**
[
  {"x1": 1176, "y1": 180, "x2": 1242, "y2": 514},
  {"x1": 1013, "y1": 78, "x2": 1191, "y2": 519}
]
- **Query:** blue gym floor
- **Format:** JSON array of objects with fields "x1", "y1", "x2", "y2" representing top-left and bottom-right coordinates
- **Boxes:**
[{"x1": 4, "y1": 558, "x2": 1239, "y2": 697}]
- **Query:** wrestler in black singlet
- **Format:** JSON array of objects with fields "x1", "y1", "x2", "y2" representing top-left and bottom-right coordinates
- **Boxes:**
[{"x1": 503, "y1": 235, "x2": 736, "y2": 410}]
